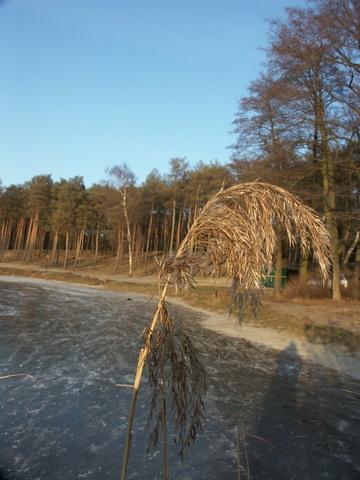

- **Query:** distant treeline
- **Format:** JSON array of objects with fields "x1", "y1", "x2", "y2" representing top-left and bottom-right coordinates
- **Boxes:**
[{"x1": 0, "y1": 159, "x2": 235, "y2": 269}]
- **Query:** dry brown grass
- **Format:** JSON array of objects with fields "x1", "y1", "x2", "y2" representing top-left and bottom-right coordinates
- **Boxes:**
[{"x1": 282, "y1": 274, "x2": 359, "y2": 301}]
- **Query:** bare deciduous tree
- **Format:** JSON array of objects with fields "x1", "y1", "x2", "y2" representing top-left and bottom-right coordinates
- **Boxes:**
[{"x1": 107, "y1": 164, "x2": 136, "y2": 277}]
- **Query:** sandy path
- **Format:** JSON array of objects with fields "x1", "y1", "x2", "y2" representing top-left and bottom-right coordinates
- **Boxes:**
[{"x1": 166, "y1": 296, "x2": 360, "y2": 380}]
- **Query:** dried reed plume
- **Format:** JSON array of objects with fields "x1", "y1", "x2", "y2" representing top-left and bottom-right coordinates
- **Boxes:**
[
  {"x1": 121, "y1": 182, "x2": 331, "y2": 480},
  {"x1": 163, "y1": 182, "x2": 330, "y2": 318}
]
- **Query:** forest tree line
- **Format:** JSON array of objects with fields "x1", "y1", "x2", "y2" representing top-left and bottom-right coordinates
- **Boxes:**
[
  {"x1": 0, "y1": 0, "x2": 359, "y2": 300},
  {"x1": 0, "y1": 159, "x2": 233, "y2": 270}
]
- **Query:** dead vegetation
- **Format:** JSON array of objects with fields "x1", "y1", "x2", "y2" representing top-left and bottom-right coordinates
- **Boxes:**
[{"x1": 282, "y1": 274, "x2": 359, "y2": 301}]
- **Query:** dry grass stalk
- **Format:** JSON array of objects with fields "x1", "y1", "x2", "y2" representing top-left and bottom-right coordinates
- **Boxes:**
[
  {"x1": 144, "y1": 301, "x2": 207, "y2": 461},
  {"x1": 120, "y1": 283, "x2": 170, "y2": 480},
  {"x1": 0, "y1": 373, "x2": 39, "y2": 384},
  {"x1": 235, "y1": 426, "x2": 241, "y2": 480},
  {"x1": 121, "y1": 182, "x2": 331, "y2": 479}
]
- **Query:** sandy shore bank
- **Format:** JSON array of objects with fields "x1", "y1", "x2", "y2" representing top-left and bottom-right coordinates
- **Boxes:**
[
  {"x1": 173, "y1": 298, "x2": 360, "y2": 380},
  {"x1": 1, "y1": 261, "x2": 360, "y2": 380}
]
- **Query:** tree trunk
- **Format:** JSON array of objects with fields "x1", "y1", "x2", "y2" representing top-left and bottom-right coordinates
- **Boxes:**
[
  {"x1": 14, "y1": 217, "x2": 25, "y2": 255},
  {"x1": 38, "y1": 227, "x2": 46, "y2": 258},
  {"x1": 73, "y1": 227, "x2": 85, "y2": 270},
  {"x1": 316, "y1": 86, "x2": 341, "y2": 300},
  {"x1": 23, "y1": 216, "x2": 33, "y2": 263},
  {"x1": 24, "y1": 212, "x2": 39, "y2": 264},
  {"x1": 274, "y1": 228, "x2": 283, "y2": 295},
  {"x1": 299, "y1": 250, "x2": 309, "y2": 280},
  {"x1": 175, "y1": 205, "x2": 183, "y2": 251},
  {"x1": 154, "y1": 216, "x2": 159, "y2": 253},
  {"x1": 63, "y1": 230, "x2": 70, "y2": 269},
  {"x1": 343, "y1": 231, "x2": 359, "y2": 267},
  {"x1": 162, "y1": 214, "x2": 168, "y2": 254},
  {"x1": 321, "y1": 151, "x2": 341, "y2": 300},
  {"x1": 124, "y1": 210, "x2": 133, "y2": 277},
  {"x1": 169, "y1": 198, "x2": 176, "y2": 255},
  {"x1": 354, "y1": 241, "x2": 360, "y2": 297},
  {"x1": 0, "y1": 219, "x2": 12, "y2": 260},
  {"x1": 52, "y1": 230, "x2": 59, "y2": 264},
  {"x1": 134, "y1": 224, "x2": 143, "y2": 268},
  {"x1": 113, "y1": 227, "x2": 123, "y2": 274},
  {"x1": 93, "y1": 224, "x2": 100, "y2": 269},
  {"x1": 144, "y1": 202, "x2": 154, "y2": 273}
]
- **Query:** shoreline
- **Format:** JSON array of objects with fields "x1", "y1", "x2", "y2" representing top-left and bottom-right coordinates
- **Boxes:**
[{"x1": 1, "y1": 263, "x2": 360, "y2": 380}]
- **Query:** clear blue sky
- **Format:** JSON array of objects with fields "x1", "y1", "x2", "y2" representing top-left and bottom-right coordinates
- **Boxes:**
[{"x1": 0, "y1": 0, "x2": 307, "y2": 188}]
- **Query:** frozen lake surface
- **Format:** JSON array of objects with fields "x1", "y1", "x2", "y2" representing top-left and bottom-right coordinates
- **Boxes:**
[{"x1": 1, "y1": 276, "x2": 360, "y2": 479}]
